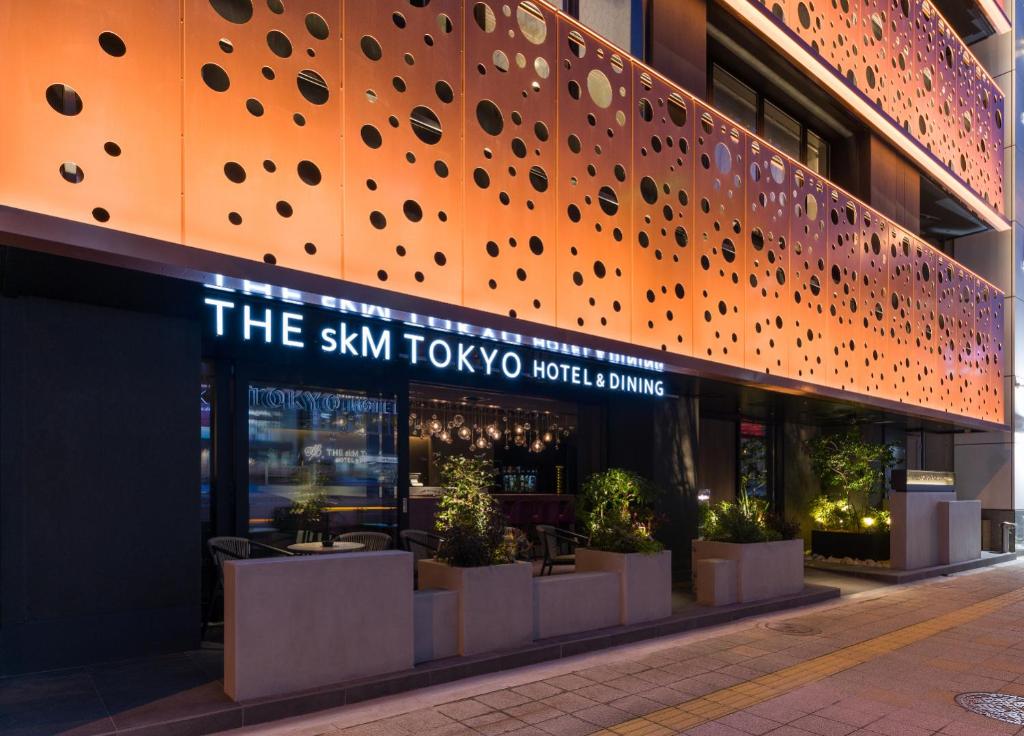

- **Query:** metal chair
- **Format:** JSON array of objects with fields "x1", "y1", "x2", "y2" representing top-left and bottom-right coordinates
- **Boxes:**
[
  {"x1": 334, "y1": 531, "x2": 393, "y2": 551},
  {"x1": 400, "y1": 529, "x2": 441, "y2": 560},
  {"x1": 536, "y1": 525, "x2": 589, "y2": 576},
  {"x1": 202, "y1": 536, "x2": 293, "y2": 639}
]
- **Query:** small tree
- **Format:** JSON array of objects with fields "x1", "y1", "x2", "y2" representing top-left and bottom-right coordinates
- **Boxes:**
[
  {"x1": 579, "y1": 469, "x2": 663, "y2": 554},
  {"x1": 434, "y1": 456, "x2": 512, "y2": 567},
  {"x1": 808, "y1": 430, "x2": 894, "y2": 532}
]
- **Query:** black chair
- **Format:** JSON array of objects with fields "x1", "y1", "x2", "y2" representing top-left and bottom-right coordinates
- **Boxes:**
[
  {"x1": 334, "y1": 531, "x2": 393, "y2": 551},
  {"x1": 202, "y1": 536, "x2": 293, "y2": 640},
  {"x1": 536, "y1": 525, "x2": 589, "y2": 576},
  {"x1": 400, "y1": 529, "x2": 441, "y2": 563}
]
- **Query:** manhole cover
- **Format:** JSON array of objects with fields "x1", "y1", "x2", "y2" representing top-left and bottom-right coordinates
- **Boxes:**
[
  {"x1": 762, "y1": 621, "x2": 821, "y2": 636},
  {"x1": 956, "y1": 693, "x2": 1024, "y2": 725}
]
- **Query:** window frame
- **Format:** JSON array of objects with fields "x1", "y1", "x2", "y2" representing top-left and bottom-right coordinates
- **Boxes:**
[{"x1": 710, "y1": 64, "x2": 830, "y2": 178}]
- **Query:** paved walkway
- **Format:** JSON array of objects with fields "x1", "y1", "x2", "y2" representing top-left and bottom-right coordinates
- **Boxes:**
[{"x1": 225, "y1": 559, "x2": 1024, "y2": 736}]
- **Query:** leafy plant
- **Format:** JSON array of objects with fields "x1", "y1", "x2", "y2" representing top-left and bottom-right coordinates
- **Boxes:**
[
  {"x1": 808, "y1": 431, "x2": 894, "y2": 532},
  {"x1": 702, "y1": 491, "x2": 800, "y2": 544},
  {"x1": 434, "y1": 456, "x2": 512, "y2": 567},
  {"x1": 276, "y1": 461, "x2": 330, "y2": 534},
  {"x1": 579, "y1": 469, "x2": 663, "y2": 554}
]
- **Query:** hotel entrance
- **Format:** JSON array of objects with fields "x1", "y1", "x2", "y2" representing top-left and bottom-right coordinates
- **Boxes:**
[{"x1": 406, "y1": 384, "x2": 581, "y2": 549}]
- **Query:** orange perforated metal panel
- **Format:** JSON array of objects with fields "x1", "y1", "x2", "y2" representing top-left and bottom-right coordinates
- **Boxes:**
[
  {"x1": 888, "y1": 0, "x2": 916, "y2": 132},
  {"x1": 0, "y1": 0, "x2": 1006, "y2": 426},
  {"x1": 935, "y1": 254, "x2": 959, "y2": 412},
  {"x1": 953, "y1": 266, "x2": 977, "y2": 418},
  {"x1": 0, "y1": 1, "x2": 182, "y2": 242},
  {"x1": 859, "y1": 207, "x2": 890, "y2": 399},
  {"x1": 789, "y1": 166, "x2": 829, "y2": 386},
  {"x1": 912, "y1": 242, "x2": 939, "y2": 407},
  {"x1": 342, "y1": 0, "x2": 464, "y2": 300},
  {"x1": 554, "y1": 15, "x2": 633, "y2": 342},
  {"x1": 744, "y1": 139, "x2": 791, "y2": 378},
  {"x1": 693, "y1": 103, "x2": 746, "y2": 368},
  {"x1": 974, "y1": 285, "x2": 1004, "y2": 423},
  {"x1": 630, "y1": 67, "x2": 695, "y2": 355},
  {"x1": 888, "y1": 226, "x2": 916, "y2": 403},
  {"x1": 182, "y1": 0, "x2": 342, "y2": 275},
  {"x1": 742, "y1": 0, "x2": 1004, "y2": 216},
  {"x1": 463, "y1": 0, "x2": 558, "y2": 323},
  {"x1": 826, "y1": 189, "x2": 862, "y2": 393}
]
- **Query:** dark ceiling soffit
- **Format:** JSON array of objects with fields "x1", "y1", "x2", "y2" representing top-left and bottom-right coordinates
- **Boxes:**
[{"x1": 0, "y1": 205, "x2": 1005, "y2": 434}]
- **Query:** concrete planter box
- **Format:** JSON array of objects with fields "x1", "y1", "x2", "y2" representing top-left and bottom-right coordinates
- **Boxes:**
[
  {"x1": 533, "y1": 571, "x2": 620, "y2": 639},
  {"x1": 811, "y1": 530, "x2": 890, "y2": 561},
  {"x1": 575, "y1": 548, "x2": 672, "y2": 625},
  {"x1": 692, "y1": 539, "x2": 804, "y2": 604},
  {"x1": 417, "y1": 559, "x2": 533, "y2": 656},
  {"x1": 224, "y1": 551, "x2": 413, "y2": 701}
]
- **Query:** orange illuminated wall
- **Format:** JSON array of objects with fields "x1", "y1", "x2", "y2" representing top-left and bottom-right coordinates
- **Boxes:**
[
  {"x1": 0, "y1": 0, "x2": 1005, "y2": 424},
  {"x1": 737, "y1": 0, "x2": 1005, "y2": 218}
]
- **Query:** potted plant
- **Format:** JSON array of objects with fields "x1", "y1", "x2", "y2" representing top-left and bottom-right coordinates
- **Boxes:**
[
  {"x1": 692, "y1": 491, "x2": 803, "y2": 604},
  {"x1": 417, "y1": 456, "x2": 533, "y2": 655},
  {"x1": 574, "y1": 469, "x2": 672, "y2": 624},
  {"x1": 808, "y1": 431, "x2": 894, "y2": 561}
]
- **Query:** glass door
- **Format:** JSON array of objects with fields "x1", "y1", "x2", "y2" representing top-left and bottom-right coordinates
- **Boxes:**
[{"x1": 247, "y1": 383, "x2": 399, "y2": 548}]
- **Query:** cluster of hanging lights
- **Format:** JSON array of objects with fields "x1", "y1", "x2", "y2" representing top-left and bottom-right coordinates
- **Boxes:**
[{"x1": 410, "y1": 399, "x2": 572, "y2": 453}]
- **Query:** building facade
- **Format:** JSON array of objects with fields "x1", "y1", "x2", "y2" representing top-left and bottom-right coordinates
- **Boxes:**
[{"x1": 0, "y1": 0, "x2": 1016, "y2": 674}]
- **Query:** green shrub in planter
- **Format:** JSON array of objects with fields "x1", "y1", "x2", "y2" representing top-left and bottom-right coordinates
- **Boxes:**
[
  {"x1": 702, "y1": 492, "x2": 800, "y2": 544},
  {"x1": 809, "y1": 430, "x2": 894, "y2": 532},
  {"x1": 579, "y1": 469, "x2": 663, "y2": 554},
  {"x1": 434, "y1": 456, "x2": 513, "y2": 567}
]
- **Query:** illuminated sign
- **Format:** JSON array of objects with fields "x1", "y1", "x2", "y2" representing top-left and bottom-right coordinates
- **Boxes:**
[{"x1": 205, "y1": 298, "x2": 666, "y2": 398}]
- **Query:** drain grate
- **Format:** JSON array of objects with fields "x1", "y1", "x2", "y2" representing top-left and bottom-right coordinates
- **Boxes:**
[
  {"x1": 762, "y1": 621, "x2": 821, "y2": 636},
  {"x1": 956, "y1": 693, "x2": 1024, "y2": 725}
]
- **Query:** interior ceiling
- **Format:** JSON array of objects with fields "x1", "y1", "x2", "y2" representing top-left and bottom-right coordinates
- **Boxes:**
[
  {"x1": 683, "y1": 372, "x2": 967, "y2": 434},
  {"x1": 409, "y1": 382, "x2": 578, "y2": 417},
  {"x1": 920, "y1": 176, "x2": 987, "y2": 245}
]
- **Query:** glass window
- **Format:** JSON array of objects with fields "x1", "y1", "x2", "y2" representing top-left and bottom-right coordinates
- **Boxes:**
[
  {"x1": 712, "y1": 66, "x2": 757, "y2": 130},
  {"x1": 247, "y1": 384, "x2": 399, "y2": 547},
  {"x1": 764, "y1": 100, "x2": 802, "y2": 161},
  {"x1": 739, "y1": 421, "x2": 769, "y2": 501},
  {"x1": 200, "y1": 379, "x2": 213, "y2": 526},
  {"x1": 806, "y1": 129, "x2": 829, "y2": 176}
]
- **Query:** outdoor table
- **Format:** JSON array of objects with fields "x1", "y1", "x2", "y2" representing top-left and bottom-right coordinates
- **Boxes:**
[{"x1": 286, "y1": 541, "x2": 365, "y2": 554}]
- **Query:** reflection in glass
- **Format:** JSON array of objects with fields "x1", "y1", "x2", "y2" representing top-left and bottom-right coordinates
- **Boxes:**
[
  {"x1": 806, "y1": 129, "x2": 829, "y2": 176},
  {"x1": 764, "y1": 100, "x2": 802, "y2": 161},
  {"x1": 712, "y1": 65, "x2": 757, "y2": 130},
  {"x1": 739, "y1": 421, "x2": 768, "y2": 500},
  {"x1": 248, "y1": 384, "x2": 399, "y2": 547}
]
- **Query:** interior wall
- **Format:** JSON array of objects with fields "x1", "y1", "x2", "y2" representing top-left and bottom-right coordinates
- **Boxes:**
[{"x1": 0, "y1": 295, "x2": 201, "y2": 675}]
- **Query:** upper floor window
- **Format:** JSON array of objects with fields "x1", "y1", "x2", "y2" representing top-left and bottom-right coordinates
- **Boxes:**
[{"x1": 711, "y1": 65, "x2": 830, "y2": 177}]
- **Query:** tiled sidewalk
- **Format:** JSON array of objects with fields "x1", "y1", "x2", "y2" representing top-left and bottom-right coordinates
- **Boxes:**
[{"x1": 233, "y1": 561, "x2": 1024, "y2": 736}]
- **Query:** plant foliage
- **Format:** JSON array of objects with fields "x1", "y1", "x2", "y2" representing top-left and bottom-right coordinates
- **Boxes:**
[
  {"x1": 808, "y1": 430, "x2": 894, "y2": 532},
  {"x1": 579, "y1": 469, "x2": 663, "y2": 554},
  {"x1": 701, "y1": 491, "x2": 800, "y2": 544},
  {"x1": 434, "y1": 456, "x2": 513, "y2": 567}
]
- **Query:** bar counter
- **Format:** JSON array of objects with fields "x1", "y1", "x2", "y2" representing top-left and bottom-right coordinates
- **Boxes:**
[{"x1": 408, "y1": 492, "x2": 575, "y2": 531}]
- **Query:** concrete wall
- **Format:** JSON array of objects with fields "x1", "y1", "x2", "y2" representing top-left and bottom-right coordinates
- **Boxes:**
[{"x1": 0, "y1": 296, "x2": 201, "y2": 674}]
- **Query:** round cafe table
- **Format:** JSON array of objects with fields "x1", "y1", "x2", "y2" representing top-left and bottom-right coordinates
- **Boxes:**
[{"x1": 286, "y1": 541, "x2": 365, "y2": 554}]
